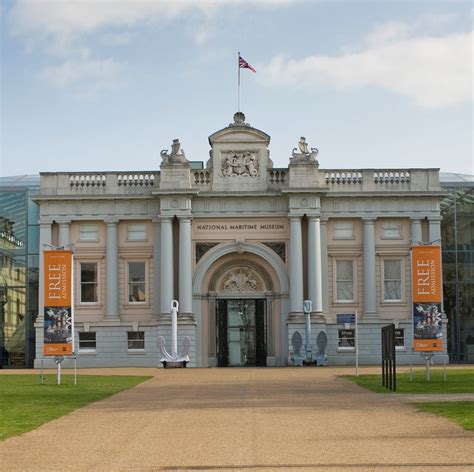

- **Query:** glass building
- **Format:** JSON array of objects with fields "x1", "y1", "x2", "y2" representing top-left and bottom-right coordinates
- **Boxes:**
[
  {"x1": 0, "y1": 175, "x2": 40, "y2": 368},
  {"x1": 440, "y1": 173, "x2": 474, "y2": 363}
]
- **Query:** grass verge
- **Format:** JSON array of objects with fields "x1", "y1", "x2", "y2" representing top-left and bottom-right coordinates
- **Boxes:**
[
  {"x1": 0, "y1": 374, "x2": 151, "y2": 441},
  {"x1": 415, "y1": 401, "x2": 474, "y2": 430},
  {"x1": 345, "y1": 368, "x2": 474, "y2": 394}
]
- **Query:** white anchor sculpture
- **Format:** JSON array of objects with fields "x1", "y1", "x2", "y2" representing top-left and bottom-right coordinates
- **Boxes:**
[{"x1": 158, "y1": 300, "x2": 190, "y2": 367}]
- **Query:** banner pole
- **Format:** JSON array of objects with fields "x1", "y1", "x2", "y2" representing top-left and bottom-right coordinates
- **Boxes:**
[{"x1": 355, "y1": 310, "x2": 359, "y2": 376}]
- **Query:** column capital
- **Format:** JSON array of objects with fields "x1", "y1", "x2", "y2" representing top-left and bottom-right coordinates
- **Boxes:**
[
  {"x1": 56, "y1": 219, "x2": 71, "y2": 225},
  {"x1": 307, "y1": 216, "x2": 321, "y2": 223},
  {"x1": 362, "y1": 217, "x2": 376, "y2": 224},
  {"x1": 178, "y1": 215, "x2": 193, "y2": 222},
  {"x1": 289, "y1": 215, "x2": 302, "y2": 222},
  {"x1": 39, "y1": 219, "x2": 54, "y2": 226},
  {"x1": 104, "y1": 218, "x2": 119, "y2": 225},
  {"x1": 410, "y1": 216, "x2": 423, "y2": 222},
  {"x1": 428, "y1": 216, "x2": 443, "y2": 222},
  {"x1": 159, "y1": 215, "x2": 174, "y2": 223},
  {"x1": 319, "y1": 217, "x2": 329, "y2": 224}
]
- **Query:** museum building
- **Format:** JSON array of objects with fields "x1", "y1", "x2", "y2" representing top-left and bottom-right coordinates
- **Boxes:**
[{"x1": 34, "y1": 113, "x2": 446, "y2": 367}]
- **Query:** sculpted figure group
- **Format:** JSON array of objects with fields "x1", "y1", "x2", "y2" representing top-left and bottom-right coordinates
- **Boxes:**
[{"x1": 222, "y1": 151, "x2": 259, "y2": 177}]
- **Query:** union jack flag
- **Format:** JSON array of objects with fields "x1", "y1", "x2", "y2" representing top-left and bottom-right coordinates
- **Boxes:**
[{"x1": 239, "y1": 55, "x2": 256, "y2": 73}]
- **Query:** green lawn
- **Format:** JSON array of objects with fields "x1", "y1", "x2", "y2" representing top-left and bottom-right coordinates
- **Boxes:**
[
  {"x1": 415, "y1": 402, "x2": 474, "y2": 430},
  {"x1": 0, "y1": 374, "x2": 151, "y2": 441},
  {"x1": 345, "y1": 368, "x2": 474, "y2": 394},
  {"x1": 345, "y1": 369, "x2": 474, "y2": 431}
]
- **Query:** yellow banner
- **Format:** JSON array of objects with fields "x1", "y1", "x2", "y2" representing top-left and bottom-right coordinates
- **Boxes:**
[
  {"x1": 411, "y1": 245, "x2": 442, "y2": 303},
  {"x1": 43, "y1": 250, "x2": 73, "y2": 356}
]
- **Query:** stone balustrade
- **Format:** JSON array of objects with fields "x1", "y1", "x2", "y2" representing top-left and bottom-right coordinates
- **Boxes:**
[
  {"x1": 39, "y1": 168, "x2": 440, "y2": 196},
  {"x1": 192, "y1": 170, "x2": 211, "y2": 189},
  {"x1": 325, "y1": 171, "x2": 362, "y2": 184}
]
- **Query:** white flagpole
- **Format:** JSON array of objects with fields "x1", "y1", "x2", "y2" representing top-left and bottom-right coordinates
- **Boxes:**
[{"x1": 238, "y1": 51, "x2": 240, "y2": 112}]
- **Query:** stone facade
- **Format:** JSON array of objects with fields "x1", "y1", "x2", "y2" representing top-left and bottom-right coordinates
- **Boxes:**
[{"x1": 34, "y1": 113, "x2": 446, "y2": 368}]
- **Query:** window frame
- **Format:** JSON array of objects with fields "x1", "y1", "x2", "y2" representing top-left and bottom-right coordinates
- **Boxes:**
[
  {"x1": 334, "y1": 220, "x2": 354, "y2": 240},
  {"x1": 382, "y1": 221, "x2": 402, "y2": 239},
  {"x1": 334, "y1": 259, "x2": 356, "y2": 304},
  {"x1": 382, "y1": 258, "x2": 403, "y2": 303},
  {"x1": 79, "y1": 224, "x2": 99, "y2": 242},
  {"x1": 127, "y1": 331, "x2": 145, "y2": 351},
  {"x1": 127, "y1": 261, "x2": 148, "y2": 305},
  {"x1": 127, "y1": 223, "x2": 147, "y2": 242},
  {"x1": 78, "y1": 332, "x2": 96, "y2": 352},
  {"x1": 79, "y1": 261, "x2": 99, "y2": 305}
]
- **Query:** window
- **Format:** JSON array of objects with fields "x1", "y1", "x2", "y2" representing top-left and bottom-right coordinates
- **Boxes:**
[
  {"x1": 127, "y1": 223, "x2": 147, "y2": 241},
  {"x1": 335, "y1": 260, "x2": 354, "y2": 302},
  {"x1": 395, "y1": 329, "x2": 405, "y2": 350},
  {"x1": 128, "y1": 331, "x2": 145, "y2": 350},
  {"x1": 382, "y1": 221, "x2": 402, "y2": 239},
  {"x1": 79, "y1": 224, "x2": 98, "y2": 241},
  {"x1": 128, "y1": 262, "x2": 146, "y2": 302},
  {"x1": 338, "y1": 329, "x2": 355, "y2": 350},
  {"x1": 334, "y1": 221, "x2": 354, "y2": 239},
  {"x1": 383, "y1": 259, "x2": 402, "y2": 302},
  {"x1": 79, "y1": 332, "x2": 96, "y2": 352},
  {"x1": 80, "y1": 262, "x2": 98, "y2": 303}
]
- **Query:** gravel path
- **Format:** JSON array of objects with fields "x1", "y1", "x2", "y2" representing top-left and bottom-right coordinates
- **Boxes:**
[{"x1": 0, "y1": 367, "x2": 473, "y2": 471}]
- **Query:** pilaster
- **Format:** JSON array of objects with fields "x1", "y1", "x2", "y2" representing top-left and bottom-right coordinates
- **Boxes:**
[
  {"x1": 105, "y1": 220, "x2": 119, "y2": 319},
  {"x1": 289, "y1": 216, "x2": 304, "y2": 319},
  {"x1": 160, "y1": 217, "x2": 174, "y2": 315},
  {"x1": 363, "y1": 218, "x2": 378, "y2": 320},
  {"x1": 178, "y1": 216, "x2": 193, "y2": 318}
]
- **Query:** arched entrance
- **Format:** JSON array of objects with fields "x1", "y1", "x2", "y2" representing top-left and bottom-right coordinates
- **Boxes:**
[
  {"x1": 213, "y1": 265, "x2": 269, "y2": 367},
  {"x1": 194, "y1": 242, "x2": 288, "y2": 367}
]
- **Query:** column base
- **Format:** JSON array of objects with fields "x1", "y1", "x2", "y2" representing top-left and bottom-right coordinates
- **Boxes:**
[
  {"x1": 311, "y1": 311, "x2": 326, "y2": 322},
  {"x1": 363, "y1": 312, "x2": 379, "y2": 321},
  {"x1": 287, "y1": 311, "x2": 304, "y2": 322}
]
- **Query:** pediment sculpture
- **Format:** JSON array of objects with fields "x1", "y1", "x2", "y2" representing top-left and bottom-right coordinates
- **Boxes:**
[
  {"x1": 221, "y1": 151, "x2": 259, "y2": 177},
  {"x1": 161, "y1": 139, "x2": 189, "y2": 165},
  {"x1": 290, "y1": 137, "x2": 319, "y2": 163},
  {"x1": 221, "y1": 268, "x2": 260, "y2": 292}
]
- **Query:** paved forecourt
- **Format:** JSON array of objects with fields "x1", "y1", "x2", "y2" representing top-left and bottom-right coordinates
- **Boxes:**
[{"x1": 0, "y1": 367, "x2": 473, "y2": 471}]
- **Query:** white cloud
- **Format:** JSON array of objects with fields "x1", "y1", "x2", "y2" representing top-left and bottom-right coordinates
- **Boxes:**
[
  {"x1": 258, "y1": 27, "x2": 473, "y2": 109},
  {"x1": 39, "y1": 55, "x2": 123, "y2": 89},
  {"x1": 6, "y1": 0, "x2": 295, "y2": 92}
]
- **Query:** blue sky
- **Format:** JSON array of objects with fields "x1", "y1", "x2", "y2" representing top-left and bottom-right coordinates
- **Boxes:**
[{"x1": 1, "y1": 0, "x2": 473, "y2": 176}]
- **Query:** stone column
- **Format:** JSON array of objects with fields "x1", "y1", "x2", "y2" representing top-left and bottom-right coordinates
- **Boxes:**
[
  {"x1": 160, "y1": 217, "x2": 174, "y2": 315},
  {"x1": 289, "y1": 216, "x2": 304, "y2": 316},
  {"x1": 363, "y1": 218, "x2": 377, "y2": 319},
  {"x1": 429, "y1": 217, "x2": 442, "y2": 244},
  {"x1": 320, "y1": 218, "x2": 329, "y2": 314},
  {"x1": 307, "y1": 217, "x2": 323, "y2": 315},
  {"x1": 178, "y1": 216, "x2": 193, "y2": 316},
  {"x1": 153, "y1": 219, "x2": 161, "y2": 318},
  {"x1": 58, "y1": 221, "x2": 70, "y2": 247},
  {"x1": 105, "y1": 221, "x2": 119, "y2": 319},
  {"x1": 411, "y1": 218, "x2": 423, "y2": 244}
]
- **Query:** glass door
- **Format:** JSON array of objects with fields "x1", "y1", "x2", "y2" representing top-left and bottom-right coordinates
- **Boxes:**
[{"x1": 216, "y1": 299, "x2": 266, "y2": 367}]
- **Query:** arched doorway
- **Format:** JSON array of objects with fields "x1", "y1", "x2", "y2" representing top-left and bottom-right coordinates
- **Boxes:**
[
  {"x1": 193, "y1": 242, "x2": 288, "y2": 367},
  {"x1": 212, "y1": 265, "x2": 270, "y2": 367}
]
